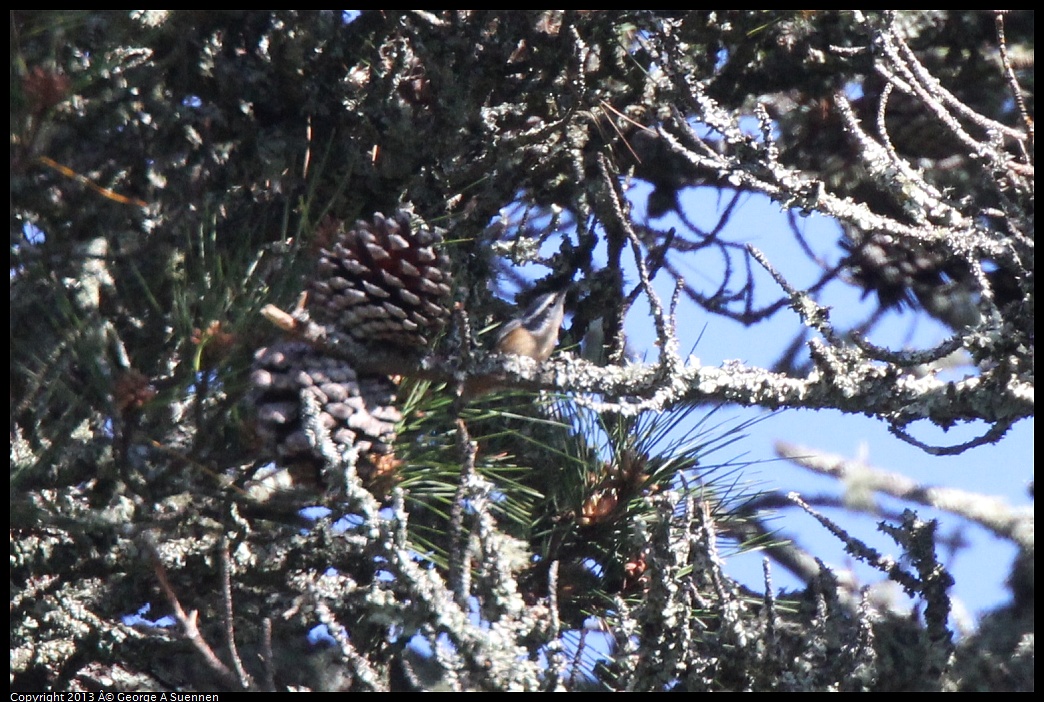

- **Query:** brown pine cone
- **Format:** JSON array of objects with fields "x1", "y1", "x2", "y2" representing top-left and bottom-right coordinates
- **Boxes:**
[{"x1": 307, "y1": 211, "x2": 453, "y2": 352}]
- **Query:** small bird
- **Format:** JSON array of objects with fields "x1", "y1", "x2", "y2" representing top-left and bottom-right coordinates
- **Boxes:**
[
  {"x1": 493, "y1": 288, "x2": 568, "y2": 361},
  {"x1": 460, "y1": 288, "x2": 568, "y2": 400}
]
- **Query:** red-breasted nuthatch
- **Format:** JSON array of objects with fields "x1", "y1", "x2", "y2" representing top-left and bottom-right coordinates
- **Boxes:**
[{"x1": 493, "y1": 288, "x2": 568, "y2": 362}]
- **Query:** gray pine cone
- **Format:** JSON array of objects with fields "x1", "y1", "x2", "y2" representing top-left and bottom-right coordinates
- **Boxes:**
[{"x1": 251, "y1": 341, "x2": 401, "y2": 486}]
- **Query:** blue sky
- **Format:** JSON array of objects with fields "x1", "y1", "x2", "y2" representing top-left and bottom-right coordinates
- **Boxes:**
[{"x1": 614, "y1": 182, "x2": 1032, "y2": 625}]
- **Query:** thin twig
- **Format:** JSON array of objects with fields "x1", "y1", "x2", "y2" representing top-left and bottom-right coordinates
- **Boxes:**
[
  {"x1": 221, "y1": 537, "x2": 255, "y2": 689},
  {"x1": 144, "y1": 535, "x2": 244, "y2": 690}
]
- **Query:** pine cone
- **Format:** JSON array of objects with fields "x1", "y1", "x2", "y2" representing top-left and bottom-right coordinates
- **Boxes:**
[
  {"x1": 840, "y1": 229, "x2": 981, "y2": 330},
  {"x1": 307, "y1": 211, "x2": 453, "y2": 352},
  {"x1": 251, "y1": 341, "x2": 401, "y2": 486}
]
